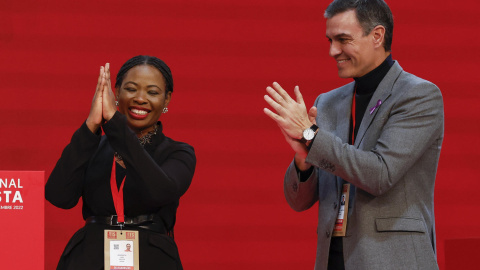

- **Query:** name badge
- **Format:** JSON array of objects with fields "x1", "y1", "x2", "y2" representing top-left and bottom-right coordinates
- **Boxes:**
[
  {"x1": 332, "y1": 184, "x2": 350, "y2": 237},
  {"x1": 104, "y1": 230, "x2": 140, "y2": 270}
]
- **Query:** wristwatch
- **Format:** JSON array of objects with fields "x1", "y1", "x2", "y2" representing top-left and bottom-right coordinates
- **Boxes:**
[{"x1": 301, "y1": 124, "x2": 319, "y2": 148}]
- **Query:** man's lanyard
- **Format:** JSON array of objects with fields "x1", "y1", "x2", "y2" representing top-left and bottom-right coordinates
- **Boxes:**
[
  {"x1": 351, "y1": 86, "x2": 357, "y2": 145},
  {"x1": 111, "y1": 159, "x2": 126, "y2": 224},
  {"x1": 332, "y1": 86, "x2": 357, "y2": 238}
]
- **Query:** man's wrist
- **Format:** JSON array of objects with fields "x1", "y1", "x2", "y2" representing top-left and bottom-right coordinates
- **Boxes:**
[
  {"x1": 301, "y1": 124, "x2": 319, "y2": 148},
  {"x1": 294, "y1": 153, "x2": 311, "y2": 171}
]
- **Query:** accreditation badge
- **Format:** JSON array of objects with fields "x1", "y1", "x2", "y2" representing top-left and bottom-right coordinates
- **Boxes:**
[
  {"x1": 332, "y1": 184, "x2": 350, "y2": 237},
  {"x1": 105, "y1": 230, "x2": 140, "y2": 270}
]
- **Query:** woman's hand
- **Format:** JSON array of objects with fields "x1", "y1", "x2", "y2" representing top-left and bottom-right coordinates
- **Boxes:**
[
  {"x1": 86, "y1": 66, "x2": 106, "y2": 133},
  {"x1": 102, "y1": 63, "x2": 117, "y2": 121}
]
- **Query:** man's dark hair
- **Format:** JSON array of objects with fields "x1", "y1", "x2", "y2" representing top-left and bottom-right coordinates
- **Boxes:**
[
  {"x1": 325, "y1": 0, "x2": 393, "y2": 51},
  {"x1": 115, "y1": 55, "x2": 174, "y2": 95}
]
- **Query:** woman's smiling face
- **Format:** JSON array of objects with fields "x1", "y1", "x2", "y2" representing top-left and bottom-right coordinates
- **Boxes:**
[{"x1": 116, "y1": 64, "x2": 171, "y2": 134}]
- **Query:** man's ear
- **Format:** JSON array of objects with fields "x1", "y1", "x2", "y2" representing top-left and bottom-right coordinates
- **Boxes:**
[{"x1": 372, "y1": 25, "x2": 386, "y2": 49}]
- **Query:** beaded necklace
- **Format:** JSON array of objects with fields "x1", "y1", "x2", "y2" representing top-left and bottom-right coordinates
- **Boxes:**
[{"x1": 114, "y1": 124, "x2": 158, "y2": 164}]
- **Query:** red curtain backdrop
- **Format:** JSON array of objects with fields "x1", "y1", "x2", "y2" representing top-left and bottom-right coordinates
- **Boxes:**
[{"x1": 1, "y1": 0, "x2": 479, "y2": 269}]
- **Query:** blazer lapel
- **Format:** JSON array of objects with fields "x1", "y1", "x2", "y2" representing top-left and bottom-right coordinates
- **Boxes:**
[
  {"x1": 334, "y1": 82, "x2": 355, "y2": 144},
  {"x1": 332, "y1": 82, "x2": 355, "y2": 196},
  {"x1": 354, "y1": 62, "x2": 404, "y2": 147}
]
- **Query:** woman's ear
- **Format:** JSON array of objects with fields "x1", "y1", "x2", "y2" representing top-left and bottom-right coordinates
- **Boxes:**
[
  {"x1": 115, "y1": 87, "x2": 120, "y2": 100},
  {"x1": 165, "y1": 91, "x2": 172, "y2": 108}
]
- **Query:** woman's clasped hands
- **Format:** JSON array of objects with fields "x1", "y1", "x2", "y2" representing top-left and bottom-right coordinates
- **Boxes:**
[{"x1": 86, "y1": 63, "x2": 118, "y2": 133}]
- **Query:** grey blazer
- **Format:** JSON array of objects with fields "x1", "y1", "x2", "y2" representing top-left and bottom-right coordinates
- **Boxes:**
[{"x1": 284, "y1": 62, "x2": 444, "y2": 270}]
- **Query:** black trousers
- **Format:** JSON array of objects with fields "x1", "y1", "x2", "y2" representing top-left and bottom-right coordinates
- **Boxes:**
[{"x1": 328, "y1": 237, "x2": 345, "y2": 270}]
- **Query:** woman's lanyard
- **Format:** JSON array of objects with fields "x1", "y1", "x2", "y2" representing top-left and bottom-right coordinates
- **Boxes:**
[{"x1": 110, "y1": 158, "x2": 126, "y2": 225}]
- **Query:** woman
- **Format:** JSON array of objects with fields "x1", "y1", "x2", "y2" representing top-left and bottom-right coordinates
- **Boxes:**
[{"x1": 46, "y1": 55, "x2": 196, "y2": 270}]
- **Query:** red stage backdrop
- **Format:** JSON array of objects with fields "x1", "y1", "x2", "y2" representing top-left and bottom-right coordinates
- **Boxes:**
[{"x1": 1, "y1": 0, "x2": 479, "y2": 269}]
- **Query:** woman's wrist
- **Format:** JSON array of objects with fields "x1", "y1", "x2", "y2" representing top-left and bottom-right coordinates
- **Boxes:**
[{"x1": 86, "y1": 118, "x2": 101, "y2": 134}]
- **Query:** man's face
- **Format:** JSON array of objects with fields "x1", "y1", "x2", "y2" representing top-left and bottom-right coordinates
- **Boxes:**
[{"x1": 326, "y1": 9, "x2": 378, "y2": 78}]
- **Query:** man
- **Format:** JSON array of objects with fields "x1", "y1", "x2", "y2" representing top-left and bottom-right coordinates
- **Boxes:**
[{"x1": 263, "y1": 0, "x2": 443, "y2": 269}]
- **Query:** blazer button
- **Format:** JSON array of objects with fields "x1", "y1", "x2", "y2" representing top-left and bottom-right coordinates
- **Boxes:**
[{"x1": 326, "y1": 231, "x2": 330, "y2": 237}]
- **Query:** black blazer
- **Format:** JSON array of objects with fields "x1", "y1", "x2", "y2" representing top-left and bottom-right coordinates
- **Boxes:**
[{"x1": 46, "y1": 111, "x2": 196, "y2": 270}]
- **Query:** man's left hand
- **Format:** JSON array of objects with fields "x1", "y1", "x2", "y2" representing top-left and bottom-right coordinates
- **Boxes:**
[{"x1": 263, "y1": 82, "x2": 315, "y2": 139}]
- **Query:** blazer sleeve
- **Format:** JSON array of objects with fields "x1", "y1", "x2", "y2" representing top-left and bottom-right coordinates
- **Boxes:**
[
  {"x1": 45, "y1": 122, "x2": 102, "y2": 209},
  {"x1": 284, "y1": 160, "x2": 319, "y2": 211},
  {"x1": 102, "y1": 111, "x2": 196, "y2": 206},
  {"x1": 306, "y1": 80, "x2": 444, "y2": 196}
]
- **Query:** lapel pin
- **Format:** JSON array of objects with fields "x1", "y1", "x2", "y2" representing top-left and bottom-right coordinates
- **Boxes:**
[{"x1": 369, "y1": 99, "x2": 382, "y2": 115}]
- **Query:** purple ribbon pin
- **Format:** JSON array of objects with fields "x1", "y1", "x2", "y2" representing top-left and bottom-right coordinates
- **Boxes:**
[{"x1": 369, "y1": 99, "x2": 382, "y2": 115}]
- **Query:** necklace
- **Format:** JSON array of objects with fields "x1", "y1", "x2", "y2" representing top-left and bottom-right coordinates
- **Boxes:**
[
  {"x1": 137, "y1": 124, "x2": 158, "y2": 146},
  {"x1": 114, "y1": 124, "x2": 158, "y2": 163}
]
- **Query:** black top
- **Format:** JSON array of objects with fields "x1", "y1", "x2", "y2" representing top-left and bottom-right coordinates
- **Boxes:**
[
  {"x1": 45, "y1": 111, "x2": 196, "y2": 269},
  {"x1": 46, "y1": 111, "x2": 196, "y2": 228}
]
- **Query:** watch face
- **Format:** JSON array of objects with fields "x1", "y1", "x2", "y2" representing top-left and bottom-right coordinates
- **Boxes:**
[{"x1": 303, "y1": 128, "x2": 315, "y2": 140}]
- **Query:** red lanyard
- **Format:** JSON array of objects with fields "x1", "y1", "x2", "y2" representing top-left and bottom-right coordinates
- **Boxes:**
[
  {"x1": 110, "y1": 159, "x2": 126, "y2": 223},
  {"x1": 351, "y1": 87, "x2": 356, "y2": 145}
]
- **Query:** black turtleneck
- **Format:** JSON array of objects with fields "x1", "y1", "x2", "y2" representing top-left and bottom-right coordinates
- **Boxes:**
[{"x1": 350, "y1": 54, "x2": 394, "y2": 144}]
